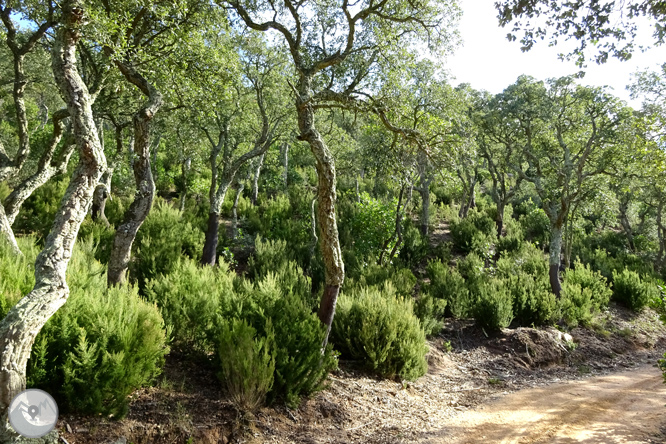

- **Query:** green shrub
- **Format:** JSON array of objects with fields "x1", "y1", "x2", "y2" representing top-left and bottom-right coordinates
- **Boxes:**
[
  {"x1": 249, "y1": 235, "x2": 291, "y2": 278},
  {"x1": 413, "y1": 293, "x2": 447, "y2": 337},
  {"x1": 28, "y1": 240, "x2": 168, "y2": 417},
  {"x1": 220, "y1": 270, "x2": 337, "y2": 407},
  {"x1": 520, "y1": 207, "x2": 550, "y2": 247},
  {"x1": 456, "y1": 253, "x2": 486, "y2": 294},
  {"x1": 332, "y1": 284, "x2": 428, "y2": 380},
  {"x1": 427, "y1": 259, "x2": 470, "y2": 318},
  {"x1": 495, "y1": 245, "x2": 554, "y2": 326},
  {"x1": 611, "y1": 269, "x2": 652, "y2": 312},
  {"x1": 349, "y1": 192, "x2": 398, "y2": 260},
  {"x1": 132, "y1": 199, "x2": 204, "y2": 287},
  {"x1": 144, "y1": 257, "x2": 235, "y2": 351},
  {"x1": 503, "y1": 272, "x2": 555, "y2": 326},
  {"x1": 77, "y1": 219, "x2": 115, "y2": 264},
  {"x1": 0, "y1": 236, "x2": 39, "y2": 317},
  {"x1": 560, "y1": 262, "x2": 612, "y2": 327},
  {"x1": 497, "y1": 217, "x2": 524, "y2": 254},
  {"x1": 348, "y1": 264, "x2": 416, "y2": 298},
  {"x1": 450, "y1": 210, "x2": 496, "y2": 254},
  {"x1": 217, "y1": 318, "x2": 275, "y2": 413},
  {"x1": 13, "y1": 178, "x2": 68, "y2": 241},
  {"x1": 564, "y1": 261, "x2": 612, "y2": 312},
  {"x1": 249, "y1": 236, "x2": 313, "y2": 306},
  {"x1": 398, "y1": 221, "x2": 430, "y2": 267},
  {"x1": 471, "y1": 279, "x2": 514, "y2": 331}
]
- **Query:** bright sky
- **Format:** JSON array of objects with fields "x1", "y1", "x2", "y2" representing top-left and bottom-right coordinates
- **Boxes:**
[{"x1": 446, "y1": 0, "x2": 666, "y2": 108}]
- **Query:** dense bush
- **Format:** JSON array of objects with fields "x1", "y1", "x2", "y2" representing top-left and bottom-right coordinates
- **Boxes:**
[
  {"x1": 332, "y1": 284, "x2": 428, "y2": 380},
  {"x1": 471, "y1": 279, "x2": 514, "y2": 331},
  {"x1": 144, "y1": 257, "x2": 235, "y2": 351},
  {"x1": 497, "y1": 217, "x2": 524, "y2": 254},
  {"x1": 0, "y1": 236, "x2": 39, "y2": 318},
  {"x1": 560, "y1": 261, "x2": 612, "y2": 327},
  {"x1": 503, "y1": 272, "x2": 555, "y2": 326},
  {"x1": 398, "y1": 220, "x2": 430, "y2": 267},
  {"x1": 13, "y1": 177, "x2": 68, "y2": 241},
  {"x1": 450, "y1": 209, "x2": 496, "y2": 254},
  {"x1": 131, "y1": 199, "x2": 204, "y2": 287},
  {"x1": 495, "y1": 244, "x2": 555, "y2": 326},
  {"x1": 77, "y1": 219, "x2": 115, "y2": 264},
  {"x1": 26, "y1": 240, "x2": 168, "y2": 417},
  {"x1": 427, "y1": 259, "x2": 470, "y2": 318},
  {"x1": 217, "y1": 318, "x2": 275, "y2": 412},
  {"x1": 249, "y1": 236, "x2": 313, "y2": 306},
  {"x1": 519, "y1": 207, "x2": 550, "y2": 247},
  {"x1": 413, "y1": 292, "x2": 447, "y2": 337},
  {"x1": 611, "y1": 269, "x2": 653, "y2": 312},
  {"x1": 225, "y1": 271, "x2": 337, "y2": 407},
  {"x1": 346, "y1": 263, "x2": 416, "y2": 298}
]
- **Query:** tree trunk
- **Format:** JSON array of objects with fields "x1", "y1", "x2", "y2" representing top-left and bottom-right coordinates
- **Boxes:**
[
  {"x1": 179, "y1": 156, "x2": 191, "y2": 212},
  {"x1": 0, "y1": 3, "x2": 106, "y2": 438},
  {"x1": 419, "y1": 185, "x2": 430, "y2": 236},
  {"x1": 231, "y1": 170, "x2": 250, "y2": 240},
  {"x1": 618, "y1": 200, "x2": 635, "y2": 251},
  {"x1": 496, "y1": 201, "x2": 505, "y2": 238},
  {"x1": 91, "y1": 168, "x2": 112, "y2": 227},
  {"x1": 460, "y1": 177, "x2": 477, "y2": 219},
  {"x1": 296, "y1": 75, "x2": 344, "y2": 347},
  {"x1": 251, "y1": 152, "x2": 264, "y2": 205},
  {"x1": 549, "y1": 224, "x2": 563, "y2": 297},
  {"x1": 281, "y1": 143, "x2": 289, "y2": 188},
  {"x1": 0, "y1": 204, "x2": 20, "y2": 255},
  {"x1": 201, "y1": 182, "x2": 231, "y2": 266},
  {"x1": 107, "y1": 63, "x2": 162, "y2": 286},
  {"x1": 657, "y1": 203, "x2": 665, "y2": 267}
]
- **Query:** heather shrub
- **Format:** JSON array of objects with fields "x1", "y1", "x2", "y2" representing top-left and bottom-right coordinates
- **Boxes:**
[
  {"x1": 497, "y1": 217, "x2": 524, "y2": 254},
  {"x1": 611, "y1": 269, "x2": 652, "y2": 312},
  {"x1": 332, "y1": 283, "x2": 428, "y2": 380},
  {"x1": 12, "y1": 178, "x2": 68, "y2": 241},
  {"x1": 398, "y1": 221, "x2": 430, "y2": 267},
  {"x1": 219, "y1": 270, "x2": 336, "y2": 407},
  {"x1": 217, "y1": 318, "x2": 275, "y2": 413},
  {"x1": 450, "y1": 210, "x2": 496, "y2": 254},
  {"x1": 426, "y1": 259, "x2": 470, "y2": 318},
  {"x1": 471, "y1": 279, "x2": 514, "y2": 331},
  {"x1": 0, "y1": 236, "x2": 39, "y2": 318},
  {"x1": 77, "y1": 219, "x2": 115, "y2": 264},
  {"x1": 131, "y1": 199, "x2": 204, "y2": 287},
  {"x1": 413, "y1": 292, "x2": 447, "y2": 337},
  {"x1": 144, "y1": 257, "x2": 235, "y2": 351},
  {"x1": 28, "y1": 240, "x2": 167, "y2": 417},
  {"x1": 348, "y1": 264, "x2": 416, "y2": 298},
  {"x1": 560, "y1": 261, "x2": 612, "y2": 327},
  {"x1": 520, "y1": 207, "x2": 550, "y2": 247}
]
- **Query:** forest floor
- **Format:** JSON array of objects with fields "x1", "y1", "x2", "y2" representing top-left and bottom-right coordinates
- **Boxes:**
[{"x1": 57, "y1": 303, "x2": 666, "y2": 444}]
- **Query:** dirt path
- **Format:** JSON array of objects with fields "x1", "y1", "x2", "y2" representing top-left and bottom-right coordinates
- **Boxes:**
[{"x1": 425, "y1": 364, "x2": 666, "y2": 444}]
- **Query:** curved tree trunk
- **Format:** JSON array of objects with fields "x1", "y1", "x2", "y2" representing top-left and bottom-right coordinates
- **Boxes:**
[
  {"x1": 0, "y1": 204, "x2": 20, "y2": 255},
  {"x1": 202, "y1": 181, "x2": 231, "y2": 266},
  {"x1": 107, "y1": 63, "x2": 162, "y2": 286},
  {"x1": 549, "y1": 224, "x2": 563, "y2": 297},
  {"x1": 281, "y1": 143, "x2": 289, "y2": 188},
  {"x1": 179, "y1": 156, "x2": 191, "y2": 212},
  {"x1": 0, "y1": 3, "x2": 106, "y2": 438},
  {"x1": 91, "y1": 168, "x2": 113, "y2": 227},
  {"x1": 496, "y1": 201, "x2": 505, "y2": 238},
  {"x1": 231, "y1": 167, "x2": 251, "y2": 240},
  {"x1": 251, "y1": 152, "x2": 264, "y2": 205},
  {"x1": 296, "y1": 75, "x2": 344, "y2": 347},
  {"x1": 419, "y1": 185, "x2": 430, "y2": 236}
]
